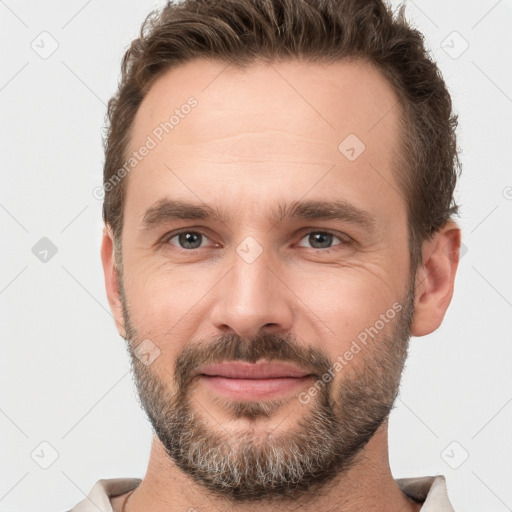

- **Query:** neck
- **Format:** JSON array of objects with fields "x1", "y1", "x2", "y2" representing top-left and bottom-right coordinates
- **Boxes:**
[{"x1": 122, "y1": 423, "x2": 422, "y2": 512}]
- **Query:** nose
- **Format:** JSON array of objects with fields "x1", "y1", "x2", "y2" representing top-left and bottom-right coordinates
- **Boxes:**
[{"x1": 209, "y1": 244, "x2": 294, "y2": 339}]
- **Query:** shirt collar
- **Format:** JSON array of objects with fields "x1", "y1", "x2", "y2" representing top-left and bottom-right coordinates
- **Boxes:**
[{"x1": 70, "y1": 475, "x2": 455, "y2": 511}]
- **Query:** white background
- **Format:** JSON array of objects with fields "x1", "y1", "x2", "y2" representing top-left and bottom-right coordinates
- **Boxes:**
[{"x1": 1, "y1": 1, "x2": 511, "y2": 510}]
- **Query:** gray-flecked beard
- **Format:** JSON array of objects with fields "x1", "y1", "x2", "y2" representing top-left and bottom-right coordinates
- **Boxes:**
[{"x1": 118, "y1": 275, "x2": 415, "y2": 503}]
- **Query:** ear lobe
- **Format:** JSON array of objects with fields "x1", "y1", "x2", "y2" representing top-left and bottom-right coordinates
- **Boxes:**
[
  {"x1": 410, "y1": 222, "x2": 461, "y2": 337},
  {"x1": 100, "y1": 225, "x2": 126, "y2": 338}
]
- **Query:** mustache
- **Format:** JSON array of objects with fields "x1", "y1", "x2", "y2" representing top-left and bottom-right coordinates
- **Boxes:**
[{"x1": 171, "y1": 333, "x2": 332, "y2": 391}]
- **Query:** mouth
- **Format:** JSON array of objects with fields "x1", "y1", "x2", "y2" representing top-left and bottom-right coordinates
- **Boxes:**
[{"x1": 196, "y1": 361, "x2": 315, "y2": 400}]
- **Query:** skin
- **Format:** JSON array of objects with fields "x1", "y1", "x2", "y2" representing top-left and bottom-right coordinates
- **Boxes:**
[{"x1": 102, "y1": 58, "x2": 461, "y2": 512}]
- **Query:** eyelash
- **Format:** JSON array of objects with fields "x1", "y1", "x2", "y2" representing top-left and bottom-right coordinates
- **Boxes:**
[{"x1": 161, "y1": 229, "x2": 352, "y2": 254}]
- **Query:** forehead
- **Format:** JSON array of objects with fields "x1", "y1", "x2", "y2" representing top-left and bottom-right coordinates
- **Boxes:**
[{"x1": 124, "y1": 57, "x2": 405, "y2": 227}]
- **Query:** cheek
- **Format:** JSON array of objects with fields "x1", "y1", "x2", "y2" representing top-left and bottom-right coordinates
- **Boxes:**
[
  {"x1": 297, "y1": 267, "x2": 400, "y2": 351},
  {"x1": 122, "y1": 265, "x2": 213, "y2": 346}
]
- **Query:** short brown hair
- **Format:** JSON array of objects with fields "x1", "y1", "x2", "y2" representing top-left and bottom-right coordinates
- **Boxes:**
[{"x1": 102, "y1": 0, "x2": 461, "y2": 273}]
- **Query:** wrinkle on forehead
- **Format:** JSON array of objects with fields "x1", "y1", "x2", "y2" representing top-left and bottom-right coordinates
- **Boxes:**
[{"x1": 128, "y1": 57, "x2": 402, "y2": 159}]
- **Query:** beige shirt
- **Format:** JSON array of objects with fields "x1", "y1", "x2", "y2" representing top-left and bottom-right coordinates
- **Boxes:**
[{"x1": 68, "y1": 475, "x2": 456, "y2": 511}]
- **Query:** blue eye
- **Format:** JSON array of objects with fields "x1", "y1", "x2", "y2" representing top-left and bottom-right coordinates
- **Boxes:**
[
  {"x1": 166, "y1": 231, "x2": 209, "y2": 250},
  {"x1": 163, "y1": 229, "x2": 350, "y2": 253},
  {"x1": 296, "y1": 231, "x2": 345, "y2": 250}
]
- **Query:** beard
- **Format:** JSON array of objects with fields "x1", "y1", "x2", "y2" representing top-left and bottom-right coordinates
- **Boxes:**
[{"x1": 118, "y1": 274, "x2": 415, "y2": 503}]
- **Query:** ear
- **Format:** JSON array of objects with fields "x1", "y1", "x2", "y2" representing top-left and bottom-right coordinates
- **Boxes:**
[
  {"x1": 100, "y1": 225, "x2": 126, "y2": 338},
  {"x1": 410, "y1": 221, "x2": 461, "y2": 337}
]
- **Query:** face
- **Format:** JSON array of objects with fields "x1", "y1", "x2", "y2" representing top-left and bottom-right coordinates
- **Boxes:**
[{"x1": 112, "y1": 58, "x2": 416, "y2": 501}]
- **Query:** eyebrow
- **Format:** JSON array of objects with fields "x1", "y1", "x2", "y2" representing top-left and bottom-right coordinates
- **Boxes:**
[{"x1": 140, "y1": 198, "x2": 376, "y2": 231}]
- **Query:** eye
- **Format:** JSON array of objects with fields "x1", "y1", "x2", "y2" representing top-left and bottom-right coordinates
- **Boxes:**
[
  {"x1": 295, "y1": 231, "x2": 350, "y2": 251},
  {"x1": 161, "y1": 229, "x2": 351, "y2": 253},
  {"x1": 165, "y1": 231, "x2": 215, "y2": 250}
]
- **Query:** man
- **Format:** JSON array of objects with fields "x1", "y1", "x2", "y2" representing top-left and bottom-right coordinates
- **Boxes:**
[{"x1": 71, "y1": 0, "x2": 462, "y2": 510}]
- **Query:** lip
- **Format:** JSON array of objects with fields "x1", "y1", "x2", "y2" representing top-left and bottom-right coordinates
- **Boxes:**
[
  {"x1": 196, "y1": 361, "x2": 313, "y2": 379},
  {"x1": 196, "y1": 361, "x2": 315, "y2": 400}
]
